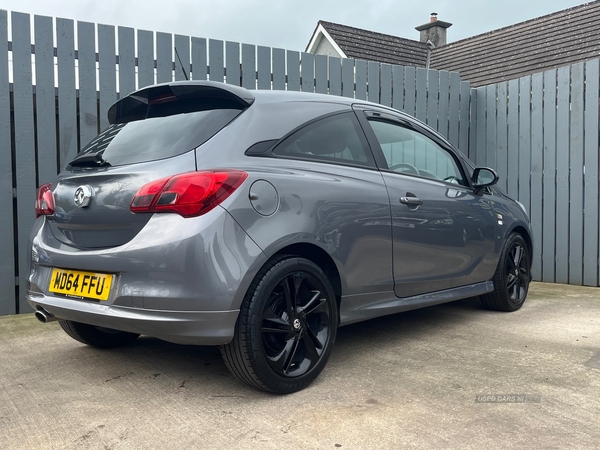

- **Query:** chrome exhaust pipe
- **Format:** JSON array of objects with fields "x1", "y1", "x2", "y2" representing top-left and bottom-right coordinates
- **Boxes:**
[{"x1": 34, "y1": 308, "x2": 59, "y2": 323}]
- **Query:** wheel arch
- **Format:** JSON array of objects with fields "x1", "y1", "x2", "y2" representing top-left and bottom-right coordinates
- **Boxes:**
[
  {"x1": 271, "y1": 243, "x2": 343, "y2": 316},
  {"x1": 509, "y1": 225, "x2": 533, "y2": 269}
]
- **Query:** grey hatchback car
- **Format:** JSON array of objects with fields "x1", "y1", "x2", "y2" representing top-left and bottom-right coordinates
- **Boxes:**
[{"x1": 28, "y1": 81, "x2": 532, "y2": 394}]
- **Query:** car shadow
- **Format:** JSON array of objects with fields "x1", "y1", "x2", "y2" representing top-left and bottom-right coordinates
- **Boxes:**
[
  {"x1": 60, "y1": 296, "x2": 488, "y2": 391},
  {"x1": 330, "y1": 296, "x2": 486, "y2": 360},
  {"x1": 338, "y1": 295, "x2": 485, "y2": 340}
]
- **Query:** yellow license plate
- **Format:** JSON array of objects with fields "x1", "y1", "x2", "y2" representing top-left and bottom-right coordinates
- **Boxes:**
[{"x1": 49, "y1": 268, "x2": 114, "y2": 301}]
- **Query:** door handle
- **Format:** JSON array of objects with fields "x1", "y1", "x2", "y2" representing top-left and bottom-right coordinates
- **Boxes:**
[{"x1": 400, "y1": 196, "x2": 423, "y2": 206}]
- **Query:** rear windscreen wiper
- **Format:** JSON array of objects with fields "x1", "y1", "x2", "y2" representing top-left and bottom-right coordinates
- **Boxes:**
[{"x1": 69, "y1": 153, "x2": 111, "y2": 168}]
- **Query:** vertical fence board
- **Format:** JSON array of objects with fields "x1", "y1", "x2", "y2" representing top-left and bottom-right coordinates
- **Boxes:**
[
  {"x1": 341, "y1": 58, "x2": 354, "y2": 98},
  {"x1": 438, "y1": 71, "x2": 450, "y2": 139},
  {"x1": 475, "y1": 87, "x2": 486, "y2": 166},
  {"x1": 415, "y1": 68, "x2": 427, "y2": 122},
  {"x1": 448, "y1": 72, "x2": 460, "y2": 147},
  {"x1": 191, "y1": 37, "x2": 207, "y2": 80},
  {"x1": 118, "y1": 27, "x2": 136, "y2": 96},
  {"x1": 415, "y1": 69, "x2": 429, "y2": 170},
  {"x1": 208, "y1": 39, "x2": 224, "y2": 83},
  {"x1": 241, "y1": 44, "x2": 256, "y2": 89},
  {"x1": 426, "y1": 70, "x2": 439, "y2": 130},
  {"x1": 569, "y1": 63, "x2": 585, "y2": 285},
  {"x1": 174, "y1": 34, "x2": 190, "y2": 81},
  {"x1": 405, "y1": 67, "x2": 417, "y2": 117},
  {"x1": 530, "y1": 72, "x2": 544, "y2": 281},
  {"x1": 555, "y1": 66, "x2": 571, "y2": 283},
  {"x1": 286, "y1": 50, "x2": 300, "y2": 91},
  {"x1": 542, "y1": 70, "x2": 557, "y2": 282},
  {"x1": 507, "y1": 79, "x2": 520, "y2": 199},
  {"x1": 414, "y1": 139, "x2": 427, "y2": 169},
  {"x1": 367, "y1": 61, "x2": 380, "y2": 103},
  {"x1": 583, "y1": 60, "x2": 599, "y2": 286},
  {"x1": 156, "y1": 32, "x2": 173, "y2": 83},
  {"x1": 496, "y1": 82, "x2": 508, "y2": 192},
  {"x1": 485, "y1": 84, "x2": 497, "y2": 169},
  {"x1": 391, "y1": 65, "x2": 404, "y2": 111},
  {"x1": 57, "y1": 18, "x2": 77, "y2": 169},
  {"x1": 301, "y1": 52, "x2": 314, "y2": 92},
  {"x1": 380, "y1": 63, "x2": 392, "y2": 107},
  {"x1": 429, "y1": 70, "x2": 442, "y2": 166},
  {"x1": 35, "y1": 15, "x2": 58, "y2": 183},
  {"x1": 315, "y1": 54, "x2": 327, "y2": 94},
  {"x1": 354, "y1": 60, "x2": 367, "y2": 100},
  {"x1": 225, "y1": 41, "x2": 240, "y2": 86},
  {"x1": 0, "y1": 10, "x2": 15, "y2": 314},
  {"x1": 137, "y1": 30, "x2": 155, "y2": 88},
  {"x1": 468, "y1": 88, "x2": 477, "y2": 162},
  {"x1": 518, "y1": 76, "x2": 532, "y2": 220},
  {"x1": 98, "y1": 24, "x2": 116, "y2": 131},
  {"x1": 328, "y1": 57, "x2": 341, "y2": 96},
  {"x1": 257, "y1": 46, "x2": 271, "y2": 90},
  {"x1": 12, "y1": 12, "x2": 36, "y2": 312},
  {"x1": 458, "y1": 81, "x2": 470, "y2": 154},
  {"x1": 272, "y1": 48, "x2": 285, "y2": 90},
  {"x1": 428, "y1": 143, "x2": 438, "y2": 174},
  {"x1": 77, "y1": 21, "x2": 98, "y2": 148}
]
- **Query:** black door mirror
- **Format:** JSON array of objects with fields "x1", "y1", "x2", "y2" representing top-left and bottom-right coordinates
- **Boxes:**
[{"x1": 472, "y1": 167, "x2": 498, "y2": 195}]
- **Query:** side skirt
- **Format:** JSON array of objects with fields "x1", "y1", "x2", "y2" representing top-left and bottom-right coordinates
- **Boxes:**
[{"x1": 339, "y1": 281, "x2": 494, "y2": 326}]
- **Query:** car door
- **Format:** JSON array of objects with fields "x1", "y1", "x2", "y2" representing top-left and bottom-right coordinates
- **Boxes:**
[{"x1": 355, "y1": 108, "x2": 498, "y2": 298}]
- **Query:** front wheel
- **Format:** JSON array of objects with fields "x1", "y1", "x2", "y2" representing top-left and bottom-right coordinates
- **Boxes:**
[
  {"x1": 480, "y1": 233, "x2": 531, "y2": 312},
  {"x1": 220, "y1": 256, "x2": 338, "y2": 394}
]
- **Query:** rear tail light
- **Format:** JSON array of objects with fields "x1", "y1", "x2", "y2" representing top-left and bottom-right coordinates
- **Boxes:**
[
  {"x1": 130, "y1": 170, "x2": 248, "y2": 218},
  {"x1": 35, "y1": 183, "x2": 55, "y2": 218}
]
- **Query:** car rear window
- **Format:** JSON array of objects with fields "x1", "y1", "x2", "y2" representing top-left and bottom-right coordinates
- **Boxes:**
[{"x1": 74, "y1": 109, "x2": 241, "y2": 167}]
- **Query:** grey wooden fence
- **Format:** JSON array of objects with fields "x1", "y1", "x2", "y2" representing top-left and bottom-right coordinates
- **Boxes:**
[
  {"x1": 469, "y1": 61, "x2": 600, "y2": 287},
  {"x1": 0, "y1": 10, "x2": 598, "y2": 315}
]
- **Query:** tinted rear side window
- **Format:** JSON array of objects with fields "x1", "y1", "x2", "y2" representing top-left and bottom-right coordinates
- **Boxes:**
[
  {"x1": 75, "y1": 109, "x2": 241, "y2": 167},
  {"x1": 272, "y1": 113, "x2": 375, "y2": 168}
]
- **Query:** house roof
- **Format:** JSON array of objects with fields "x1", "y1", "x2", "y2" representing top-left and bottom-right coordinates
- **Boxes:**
[
  {"x1": 431, "y1": 1, "x2": 600, "y2": 86},
  {"x1": 308, "y1": 20, "x2": 428, "y2": 68},
  {"x1": 307, "y1": 1, "x2": 600, "y2": 87}
]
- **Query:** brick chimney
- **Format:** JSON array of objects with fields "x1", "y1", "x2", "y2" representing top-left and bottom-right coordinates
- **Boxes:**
[{"x1": 415, "y1": 13, "x2": 452, "y2": 47}]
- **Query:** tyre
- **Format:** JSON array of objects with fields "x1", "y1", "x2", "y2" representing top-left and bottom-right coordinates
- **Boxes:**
[
  {"x1": 58, "y1": 320, "x2": 140, "y2": 349},
  {"x1": 480, "y1": 233, "x2": 531, "y2": 312},
  {"x1": 220, "y1": 256, "x2": 338, "y2": 394}
]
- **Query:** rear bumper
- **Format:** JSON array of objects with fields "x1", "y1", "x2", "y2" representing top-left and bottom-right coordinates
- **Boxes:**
[{"x1": 27, "y1": 292, "x2": 238, "y2": 345}]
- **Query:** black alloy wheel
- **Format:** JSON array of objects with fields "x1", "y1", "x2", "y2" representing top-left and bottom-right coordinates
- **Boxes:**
[
  {"x1": 221, "y1": 256, "x2": 337, "y2": 394},
  {"x1": 481, "y1": 233, "x2": 531, "y2": 312},
  {"x1": 504, "y1": 240, "x2": 529, "y2": 304},
  {"x1": 261, "y1": 270, "x2": 332, "y2": 378}
]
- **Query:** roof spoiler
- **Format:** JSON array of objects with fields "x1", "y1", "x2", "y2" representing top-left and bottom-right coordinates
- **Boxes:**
[{"x1": 108, "y1": 81, "x2": 255, "y2": 125}]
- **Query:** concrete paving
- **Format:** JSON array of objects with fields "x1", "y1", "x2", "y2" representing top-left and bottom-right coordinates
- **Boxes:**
[{"x1": 1, "y1": 282, "x2": 599, "y2": 449}]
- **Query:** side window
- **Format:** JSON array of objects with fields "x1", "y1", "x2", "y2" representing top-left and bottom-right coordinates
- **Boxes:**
[
  {"x1": 273, "y1": 113, "x2": 375, "y2": 167},
  {"x1": 369, "y1": 119, "x2": 467, "y2": 186}
]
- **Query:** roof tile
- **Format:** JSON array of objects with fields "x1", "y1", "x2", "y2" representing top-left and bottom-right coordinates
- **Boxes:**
[{"x1": 312, "y1": 1, "x2": 600, "y2": 87}]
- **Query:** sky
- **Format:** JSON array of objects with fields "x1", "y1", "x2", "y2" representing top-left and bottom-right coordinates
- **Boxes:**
[{"x1": 0, "y1": 0, "x2": 589, "y2": 51}]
